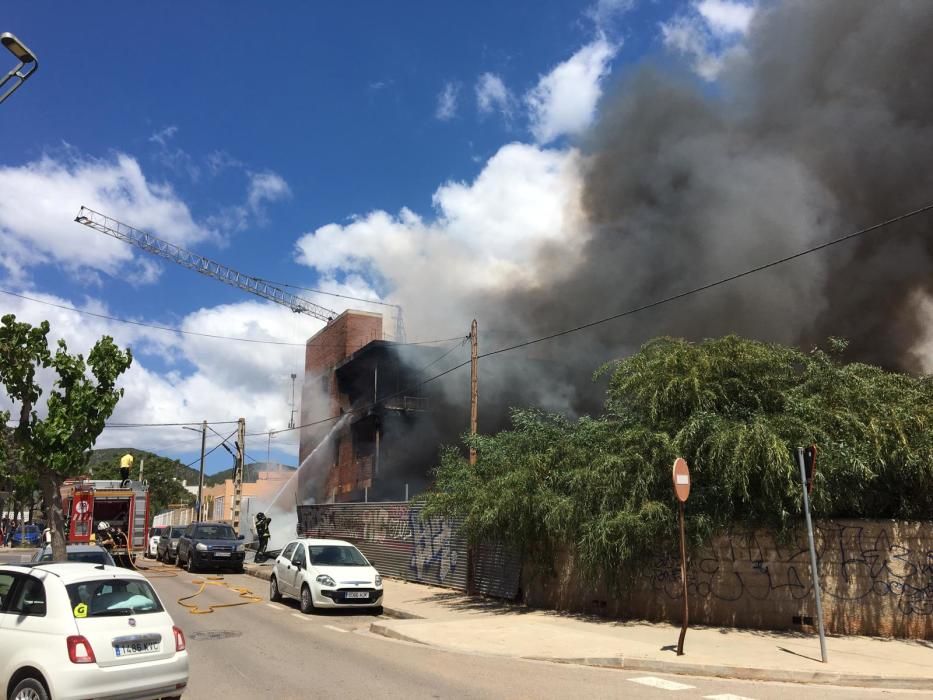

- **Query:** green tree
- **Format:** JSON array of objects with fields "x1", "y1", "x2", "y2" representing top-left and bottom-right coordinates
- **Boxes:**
[
  {"x1": 0, "y1": 314, "x2": 132, "y2": 560},
  {"x1": 424, "y1": 335, "x2": 933, "y2": 583}
]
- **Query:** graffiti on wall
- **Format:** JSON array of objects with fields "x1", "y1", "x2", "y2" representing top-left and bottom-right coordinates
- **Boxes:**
[
  {"x1": 297, "y1": 503, "x2": 464, "y2": 587},
  {"x1": 409, "y1": 510, "x2": 459, "y2": 582},
  {"x1": 648, "y1": 522, "x2": 933, "y2": 616}
]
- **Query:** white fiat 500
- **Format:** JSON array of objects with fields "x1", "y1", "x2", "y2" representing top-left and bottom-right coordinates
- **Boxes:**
[
  {"x1": 270, "y1": 538, "x2": 383, "y2": 614},
  {"x1": 0, "y1": 562, "x2": 189, "y2": 700}
]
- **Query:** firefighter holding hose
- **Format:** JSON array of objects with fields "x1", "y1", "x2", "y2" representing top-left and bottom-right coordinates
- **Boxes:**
[{"x1": 254, "y1": 512, "x2": 271, "y2": 562}]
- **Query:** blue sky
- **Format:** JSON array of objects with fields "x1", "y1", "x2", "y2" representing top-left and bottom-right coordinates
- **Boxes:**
[{"x1": 0, "y1": 1, "x2": 755, "y2": 474}]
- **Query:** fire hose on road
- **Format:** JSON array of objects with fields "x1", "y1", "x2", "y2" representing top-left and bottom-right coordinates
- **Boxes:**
[{"x1": 128, "y1": 546, "x2": 263, "y2": 614}]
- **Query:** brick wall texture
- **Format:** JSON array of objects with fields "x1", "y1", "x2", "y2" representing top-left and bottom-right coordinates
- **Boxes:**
[
  {"x1": 522, "y1": 519, "x2": 933, "y2": 639},
  {"x1": 300, "y1": 310, "x2": 383, "y2": 497}
]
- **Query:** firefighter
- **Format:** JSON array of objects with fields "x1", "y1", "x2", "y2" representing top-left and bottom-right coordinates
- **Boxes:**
[
  {"x1": 254, "y1": 512, "x2": 271, "y2": 562},
  {"x1": 97, "y1": 521, "x2": 115, "y2": 550}
]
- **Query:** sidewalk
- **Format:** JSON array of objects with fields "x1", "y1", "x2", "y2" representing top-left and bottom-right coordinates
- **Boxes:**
[{"x1": 242, "y1": 563, "x2": 933, "y2": 689}]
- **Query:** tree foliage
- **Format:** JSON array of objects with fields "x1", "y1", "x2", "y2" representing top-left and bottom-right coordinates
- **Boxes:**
[
  {"x1": 424, "y1": 335, "x2": 933, "y2": 582},
  {"x1": 0, "y1": 314, "x2": 132, "y2": 560}
]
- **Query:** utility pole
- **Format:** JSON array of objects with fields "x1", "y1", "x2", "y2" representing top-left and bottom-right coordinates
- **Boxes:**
[
  {"x1": 197, "y1": 421, "x2": 206, "y2": 523},
  {"x1": 232, "y1": 418, "x2": 245, "y2": 535},
  {"x1": 470, "y1": 319, "x2": 478, "y2": 466},
  {"x1": 138, "y1": 458, "x2": 145, "y2": 483}
]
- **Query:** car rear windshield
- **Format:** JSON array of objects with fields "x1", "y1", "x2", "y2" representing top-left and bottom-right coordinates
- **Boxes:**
[
  {"x1": 66, "y1": 579, "x2": 164, "y2": 618},
  {"x1": 39, "y1": 551, "x2": 110, "y2": 565},
  {"x1": 309, "y1": 545, "x2": 369, "y2": 567},
  {"x1": 194, "y1": 525, "x2": 236, "y2": 539}
]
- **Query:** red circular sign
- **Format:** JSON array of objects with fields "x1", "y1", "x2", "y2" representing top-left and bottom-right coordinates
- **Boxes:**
[{"x1": 672, "y1": 457, "x2": 691, "y2": 502}]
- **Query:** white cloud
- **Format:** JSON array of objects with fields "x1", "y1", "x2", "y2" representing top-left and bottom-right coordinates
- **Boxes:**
[
  {"x1": 0, "y1": 290, "x2": 322, "y2": 455},
  {"x1": 435, "y1": 82, "x2": 459, "y2": 121},
  {"x1": 148, "y1": 125, "x2": 178, "y2": 146},
  {"x1": 0, "y1": 153, "x2": 214, "y2": 281},
  {"x1": 475, "y1": 73, "x2": 514, "y2": 120},
  {"x1": 587, "y1": 0, "x2": 636, "y2": 32},
  {"x1": 206, "y1": 150, "x2": 244, "y2": 175},
  {"x1": 206, "y1": 170, "x2": 292, "y2": 232},
  {"x1": 697, "y1": 0, "x2": 755, "y2": 35},
  {"x1": 661, "y1": 1, "x2": 755, "y2": 80},
  {"x1": 525, "y1": 38, "x2": 618, "y2": 144},
  {"x1": 294, "y1": 142, "x2": 587, "y2": 336},
  {"x1": 247, "y1": 171, "x2": 291, "y2": 213}
]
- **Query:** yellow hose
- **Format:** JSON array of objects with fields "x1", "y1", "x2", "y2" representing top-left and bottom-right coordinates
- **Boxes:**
[{"x1": 176, "y1": 575, "x2": 263, "y2": 614}]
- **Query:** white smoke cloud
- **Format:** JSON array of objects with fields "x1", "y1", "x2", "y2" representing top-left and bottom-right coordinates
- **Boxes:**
[{"x1": 294, "y1": 142, "x2": 586, "y2": 337}]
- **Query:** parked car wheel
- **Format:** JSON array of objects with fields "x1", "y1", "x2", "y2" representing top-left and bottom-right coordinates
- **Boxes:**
[
  {"x1": 269, "y1": 576, "x2": 282, "y2": 602},
  {"x1": 174, "y1": 551, "x2": 182, "y2": 567},
  {"x1": 10, "y1": 676, "x2": 50, "y2": 700},
  {"x1": 186, "y1": 555, "x2": 197, "y2": 574},
  {"x1": 299, "y1": 584, "x2": 314, "y2": 614}
]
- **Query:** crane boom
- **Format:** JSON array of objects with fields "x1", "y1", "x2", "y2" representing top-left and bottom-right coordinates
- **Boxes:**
[{"x1": 74, "y1": 206, "x2": 337, "y2": 323}]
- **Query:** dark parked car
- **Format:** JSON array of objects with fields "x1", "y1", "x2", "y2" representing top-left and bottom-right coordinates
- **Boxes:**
[
  {"x1": 32, "y1": 543, "x2": 116, "y2": 566},
  {"x1": 175, "y1": 521, "x2": 245, "y2": 573},
  {"x1": 156, "y1": 526, "x2": 185, "y2": 563}
]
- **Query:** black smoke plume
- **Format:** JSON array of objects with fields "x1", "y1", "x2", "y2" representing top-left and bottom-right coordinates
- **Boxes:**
[{"x1": 479, "y1": 0, "x2": 933, "y2": 418}]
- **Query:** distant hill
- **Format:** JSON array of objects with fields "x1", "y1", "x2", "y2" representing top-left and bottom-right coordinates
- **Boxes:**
[
  {"x1": 87, "y1": 448, "x2": 201, "y2": 484},
  {"x1": 87, "y1": 449, "x2": 295, "y2": 487}
]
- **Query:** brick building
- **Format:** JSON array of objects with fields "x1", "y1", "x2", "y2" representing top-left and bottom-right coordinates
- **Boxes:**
[{"x1": 298, "y1": 310, "x2": 466, "y2": 503}]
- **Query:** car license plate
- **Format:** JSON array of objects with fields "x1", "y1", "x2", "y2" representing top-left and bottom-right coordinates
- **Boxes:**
[
  {"x1": 345, "y1": 591, "x2": 368, "y2": 599},
  {"x1": 115, "y1": 641, "x2": 159, "y2": 656},
  {"x1": 214, "y1": 552, "x2": 231, "y2": 557}
]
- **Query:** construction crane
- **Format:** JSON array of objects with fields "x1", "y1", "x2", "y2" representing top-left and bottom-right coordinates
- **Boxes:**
[
  {"x1": 74, "y1": 206, "x2": 338, "y2": 322},
  {"x1": 74, "y1": 207, "x2": 407, "y2": 342}
]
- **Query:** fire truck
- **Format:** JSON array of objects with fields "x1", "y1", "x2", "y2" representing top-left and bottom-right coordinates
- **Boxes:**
[{"x1": 61, "y1": 477, "x2": 150, "y2": 565}]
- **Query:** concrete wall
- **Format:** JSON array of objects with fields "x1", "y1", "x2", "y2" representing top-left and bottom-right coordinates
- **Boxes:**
[{"x1": 521, "y1": 519, "x2": 933, "y2": 639}]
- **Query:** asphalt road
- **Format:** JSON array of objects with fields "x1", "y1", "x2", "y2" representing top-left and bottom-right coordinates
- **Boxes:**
[{"x1": 133, "y1": 566, "x2": 932, "y2": 700}]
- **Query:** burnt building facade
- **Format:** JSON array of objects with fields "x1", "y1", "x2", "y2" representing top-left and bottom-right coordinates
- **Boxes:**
[{"x1": 298, "y1": 310, "x2": 469, "y2": 503}]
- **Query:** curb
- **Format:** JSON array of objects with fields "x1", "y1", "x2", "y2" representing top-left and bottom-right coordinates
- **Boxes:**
[{"x1": 367, "y1": 622, "x2": 933, "y2": 691}]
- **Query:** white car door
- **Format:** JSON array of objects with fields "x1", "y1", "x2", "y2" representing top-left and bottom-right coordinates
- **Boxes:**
[{"x1": 274, "y1": 542, "x2": 298, "y2": 596}]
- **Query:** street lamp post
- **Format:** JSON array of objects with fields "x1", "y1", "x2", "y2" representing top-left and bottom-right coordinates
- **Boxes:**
[{"x1": 1, "y1": 33, "x2": 39, "y2": 105}]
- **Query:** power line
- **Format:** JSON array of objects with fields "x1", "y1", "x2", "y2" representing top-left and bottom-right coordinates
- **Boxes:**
[
  {"x1": 254, "y1": 278, "x2": 400, "y2": 309},
  {"x1": 107, "y1": 421, "x2": 239, "y2": 428},
  {"x1": 256, "y1": 202, "x2": 933, "y2": 440},
  {"x1": 0, "y1": 289, "x2": 309, "y2": 346},
  {"x1": 183, "y1": 429, "x2": 238, "y2": 468},
  {"x1": 475, "y1": 201, "x2": 933, "y2": 360},
  {"x1": 245, "y1": 335, "x2": 469, "y2": 437},
  {"x1": 0, "y1": 288, "x2": 462, "y2": 348}
]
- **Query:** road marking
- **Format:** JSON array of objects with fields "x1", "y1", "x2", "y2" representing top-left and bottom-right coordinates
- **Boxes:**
[
  {"x1": 703, "y1": 696, "x2": 756, "y2": 700},
  {"x1": 324, "y1": 625, "x2": 348, "y2": 633},
  {"x1": 291, "y1": 613, "x2": 308, "y2": 621},
  {"x1": 627, "y1": 677, "x2": 694, "y2": 691}
]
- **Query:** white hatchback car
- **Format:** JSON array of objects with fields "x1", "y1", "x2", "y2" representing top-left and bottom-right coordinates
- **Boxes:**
[
  {"x1": 0, "y1": 562, "x2": 189, "y2": 700},
  {"x1": 146, "y1": 527, "x2": 165, "y2": 559},
  {"x1": 270, "y1": 538, "x2": 383, "y2": 614}
]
